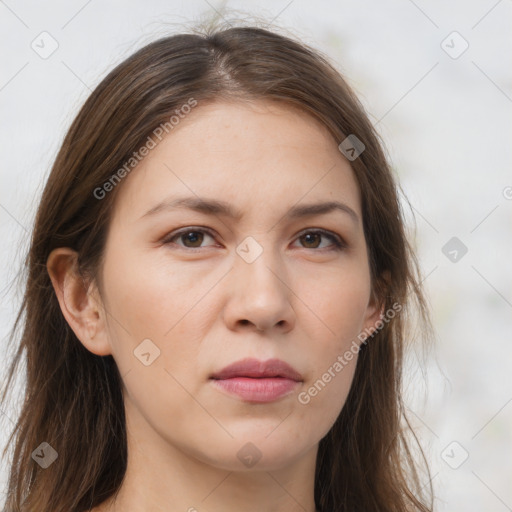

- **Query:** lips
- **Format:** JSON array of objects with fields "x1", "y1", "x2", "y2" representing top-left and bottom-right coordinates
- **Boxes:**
[
  {"x1": 209, "y1": 358, "x2": 303, "y2": 403},
  {"x1": 210, "y1": 357, "x2": 303, "y2": 381}
]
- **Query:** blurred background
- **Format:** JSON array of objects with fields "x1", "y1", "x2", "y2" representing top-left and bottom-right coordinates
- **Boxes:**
[{"x1": 1, "y1": 0, "x2": 511, "y2": 510}]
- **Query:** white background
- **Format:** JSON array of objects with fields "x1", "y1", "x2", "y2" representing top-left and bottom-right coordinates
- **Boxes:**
[{"x1": 1, "y1": 1, "x2": 511, "y2": 510}]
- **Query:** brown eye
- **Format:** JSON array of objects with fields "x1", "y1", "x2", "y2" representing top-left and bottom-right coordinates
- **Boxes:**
[
  {"x1": 163, "y1": 228, "x2": 217, "y2": 250},
  {"x1": 179, "y1": 231, "x2": 205, "y2": 248},
  {"x1": 295, "y1": 230, "x2": 345, "y2": 251},
  {"x1": 162, "y1": 227, "x2": 345, "y2": 252},
  {"x1": 300, "y1": 232, "x2": 322, "y2": 248}
]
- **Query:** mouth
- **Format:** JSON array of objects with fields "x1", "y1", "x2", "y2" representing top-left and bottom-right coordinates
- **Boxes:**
[{"x1": 209, "y1": 358, "x2": 303, "y2": 403}]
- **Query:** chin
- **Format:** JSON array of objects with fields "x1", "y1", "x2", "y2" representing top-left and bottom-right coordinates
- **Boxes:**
[{"x1": 197, "y1": 433, "x2": 313, "y2": 473}]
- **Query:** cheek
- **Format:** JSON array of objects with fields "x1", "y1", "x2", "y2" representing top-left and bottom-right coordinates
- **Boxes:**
[
  {"x1": 290, "y1": 266, "x2": 369, "y2": 418},
  {"x1": 294, "y1": 262, "x2": 371, "y2": 344},
  {"x1": 300, "y1": 356, "x2": 358, "y2": 413},
  {"x1": 290, "y1": 345, "x2": 358, "y2": 454},
  {"x1": 95, "y1": 240, "x2": 369, "y2": 470},
  {"x1": 102, "y1": 245, "x2": 215, "y2": 340},
  {"x1": 101, "y1": 247, "x2": 223, "y2": 391}
]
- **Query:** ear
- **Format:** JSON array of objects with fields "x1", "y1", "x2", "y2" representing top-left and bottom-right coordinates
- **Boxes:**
[
  {"x1": 46, "y1": 247, "x2": 112, "y2": 356},
  {"x1": 360, "y1": 270, "x2": 391, "y2": 343}
]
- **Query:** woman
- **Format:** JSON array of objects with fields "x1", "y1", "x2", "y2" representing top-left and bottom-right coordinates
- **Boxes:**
[{"x1": 1, "y1": 21, "x2": 434, "y2": 512}]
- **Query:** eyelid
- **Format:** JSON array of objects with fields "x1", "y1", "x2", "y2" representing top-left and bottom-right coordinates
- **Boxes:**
[
  {"x1": 161, "y1": 226, "x2": 347, "y2": 251},
  {"x1": 293, "y1": 228, "x2": 346, "y2": 250},
  {"x1": 161, "y1": 226, "x2": 218, "y2": 250}
]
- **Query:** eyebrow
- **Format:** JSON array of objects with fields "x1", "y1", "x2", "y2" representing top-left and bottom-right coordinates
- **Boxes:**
[{"x1": 140, "y1": 196, "x2": 359, "y2": 224}]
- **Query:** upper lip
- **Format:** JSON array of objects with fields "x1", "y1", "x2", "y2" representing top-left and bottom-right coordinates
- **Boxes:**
[{"x1": 210, "y1": 358, "x2": 303, "y2": 381}]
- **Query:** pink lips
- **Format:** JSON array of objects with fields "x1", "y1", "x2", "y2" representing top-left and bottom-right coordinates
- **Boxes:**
[{"x1": 210, "y1": 358, "x2": 303, "y2": 403}]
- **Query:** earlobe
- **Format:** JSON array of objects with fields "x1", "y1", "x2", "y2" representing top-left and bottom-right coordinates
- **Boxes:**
[
  {"x1": 362, "y1": 295, "x2": 385, "y2": 341},
  {"x1": 360, "y1": 276, "x2": 389, "y2": 342},
  {"x1": 46, "y1": 247, "x2": 112, "y2": 356}
]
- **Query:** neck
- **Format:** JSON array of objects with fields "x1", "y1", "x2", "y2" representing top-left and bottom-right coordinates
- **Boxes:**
[{"x1": 99, "y1": 399, "x2": 320, "y2": 512}]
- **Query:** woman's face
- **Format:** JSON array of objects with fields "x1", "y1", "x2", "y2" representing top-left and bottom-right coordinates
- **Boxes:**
[{"x1": 95, "y1": 100, "x2": 382, "y2": 471}]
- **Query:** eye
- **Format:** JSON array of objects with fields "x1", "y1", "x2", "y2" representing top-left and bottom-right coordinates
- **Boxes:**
[
  {"x1": 292, "y1": 229, "x2": 346, "y2": 251},
  {"x1": 161, "y1": 227, "x2": 346, "y2": 252},
  {"x1": 162, "y1": 227, "x2": 217, "y2": 250}
]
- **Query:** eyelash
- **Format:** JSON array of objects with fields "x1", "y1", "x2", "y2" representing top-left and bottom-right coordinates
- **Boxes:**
[{"x1": 161, "y1": 226, "x2": 347, "y2": 252}]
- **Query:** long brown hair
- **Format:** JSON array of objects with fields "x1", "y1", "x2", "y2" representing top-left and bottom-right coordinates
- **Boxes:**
[{"x1": 1, "y1": 19, "x2": 434, "y2": 512}]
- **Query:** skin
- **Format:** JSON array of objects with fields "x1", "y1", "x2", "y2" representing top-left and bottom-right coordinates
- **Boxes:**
[{"x1": 47, "y1": 100, "x2": 384, "y2": 512}]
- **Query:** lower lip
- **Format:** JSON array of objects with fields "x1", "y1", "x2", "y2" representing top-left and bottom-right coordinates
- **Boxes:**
[{"x1": 210, "y1": 377, "x2": 300, "y2": 403}]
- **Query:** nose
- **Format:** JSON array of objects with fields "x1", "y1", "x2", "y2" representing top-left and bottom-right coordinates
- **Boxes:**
[{"x1": 222, "y1": 243, "x2": 295, "y2": 334}]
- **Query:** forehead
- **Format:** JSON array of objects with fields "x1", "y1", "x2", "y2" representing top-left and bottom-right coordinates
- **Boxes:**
[{"x1": 111, "y1": 99, "x2": 362, "y2": 225}]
